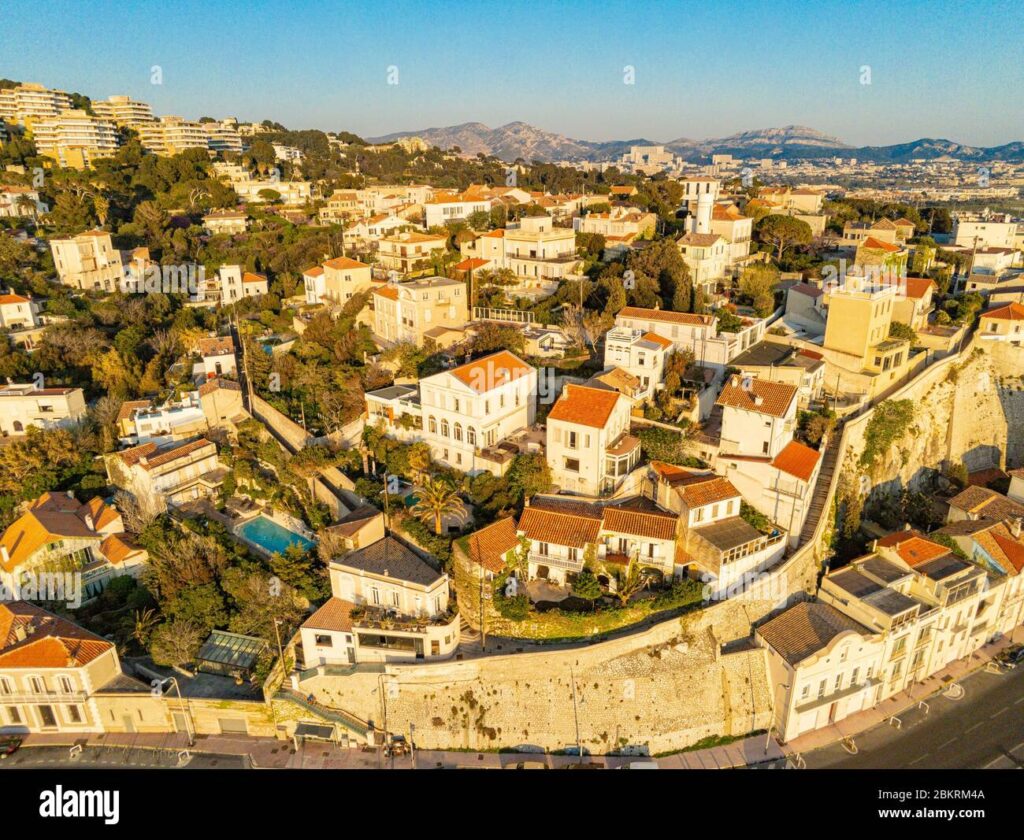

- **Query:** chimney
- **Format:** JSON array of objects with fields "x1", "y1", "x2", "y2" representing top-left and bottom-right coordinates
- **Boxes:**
[
  {"x1": 13, "y1": 623, "x2": 27, "y2": 642},
  {"x1": 84, "y1": 513, "x2": 94, "y2": 531},
  {"x1": 0, "y1": 545, "x2": 9, "y2": 567},
  {"x1": 754, "y1": 395, "x2": 764, "y2": 406},
  {"x1": 1012, "y1": 518, "x2": 1022, "y2": 539},
  {"x1": 730, "y1": 375, "x2": 739, "y2": 388}
]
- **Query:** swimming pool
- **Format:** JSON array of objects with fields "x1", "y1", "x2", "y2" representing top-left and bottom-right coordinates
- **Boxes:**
[{"x1": 237, "y1": 515, "x2": 316, "y2": 556}]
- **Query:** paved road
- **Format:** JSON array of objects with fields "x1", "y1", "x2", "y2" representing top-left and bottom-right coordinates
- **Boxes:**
[
  {"x1": 805, "y1": 664, "x2": 1024, "y2": 769},
  {"x1": 0, "y1": 744, "x2": 248, "y2": 769}
]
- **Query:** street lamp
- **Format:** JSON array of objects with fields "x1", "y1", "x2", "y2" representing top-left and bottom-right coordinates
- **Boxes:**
[{"x1": 162, "y1": 677, "x2": 194, "y2": 747}]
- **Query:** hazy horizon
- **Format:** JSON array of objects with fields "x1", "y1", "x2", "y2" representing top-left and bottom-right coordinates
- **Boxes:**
[{"x1": 4, "y1": 0, "x2": 1023, "y2": 147}]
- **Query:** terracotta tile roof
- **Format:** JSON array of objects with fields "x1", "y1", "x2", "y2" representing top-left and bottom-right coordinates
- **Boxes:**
[
  {"x1": 981, "y1": 302, "x2": 1024, "y2": 322},
  {"x1": 0, "y1": 602, "x2": 113, "y2": 668},
  {"x1": 0, "y1": 493, "x2": 109, "y2": 573},
  {"x1": 949, "y1": 486, "x2": 1024, "y2": 521},
  {"x1": 602, "y1": 506, "x2": 677, "y2": 541},
  {"x1": 116, "y1": 399, "x2": 151, "y2": 424},
  {"x1": 617, "y1": 306, "x2": 714, "y2": 327},
  {"x1": 336, "y1": 536, "x2": 443, "y2": 587},
  {"x1": 894, "y1": 218, "x2": 916, "y2": 228},
  {"x1": 876, "y1": 529, "x2": 950, "y2": 567},
  {"x1": 519, "y1": 501, "x2": 602, "y2": 549},
  {"x1": 967, "y1": 467, "x2": 1008, "y2": 487},
  {"x1": 242, "y1": 271, "x2": 267, "y2": 284},
  {"x1": 99, "y1": 533, "x2": 144, "y2": 565},
  {"x1": 860, "y1": 236, "x2": 902, "y2": 253},
  {"x1": 757, "y1": 601, "x2": 871, "y2": 666},
  {"x1": 325, "y1": 505, "x2": 382, "y2": 540},
  {"x1": 871, "y1": 218, "x2": 898, "y2": 230},
  {"x1": 641, "y1": 331, "x2": 673, "y2": 349},
  {"x1": 449, "y1": 351, "x2": 533, "y2": 394},
  {"x1": 454, "y1": 257, "x2": 490, "y2": 271},
  {"x1": 198, "y1": 336, "x2": 235, "y2": 356},
  {"x1": 716, "y1": 376, "x2": 797, "y2": 419},
  {"x1": 324, "y1": 256, "x2": 369, "y2": 271},
  {"x1": 903, "y1": 277, "x2": 935, "y2": 299},
  {"x1": 678, "y1": 232, "x2": 723, "y2": 247},
  {"x1": 0, "y1": 294, "x2": 31, "y2": 305},
  {"x1": 547, "y1": 384, "x2": 623, "y2": 429},
  {"x1": 374, "y1": 286, "x2": 400, "y2": 301},
  {"x1": 302, "y1": 597, "x2": 356, "y2": 633},
  {"x1": 198, "y1": 377, "x2": 241, "y2": 396},
  {"x1": 303, "y1": 265, "x2": 324, "y2": 277},
  {"x1": 82, "y1": 497, "x2": 120, "y2": 531},
  {"x1": 790, "y1": 282, "x2": 823, "y2": 299},
  {"x1": 771, "y1": 440, "x2": 821, "y2": 483},
  {"x1": 990, "y1": 526, "x2": 1024, "y2": 575},
  {"x1": 464, "y1": 517, "x2": 518, "y2": 574},
  {"x1": 649, "y1": 462, "x2": 740, "y2": 508}
]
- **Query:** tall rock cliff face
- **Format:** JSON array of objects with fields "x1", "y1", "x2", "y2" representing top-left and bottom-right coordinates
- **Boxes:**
[{"x1": 837, "y1": 342, "x2": 1024, "y2": 502}]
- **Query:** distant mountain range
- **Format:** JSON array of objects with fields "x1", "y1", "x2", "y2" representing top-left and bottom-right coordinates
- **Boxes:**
[{"x1": 368, "y1": 122, "x2": 1024, "y2": 164}]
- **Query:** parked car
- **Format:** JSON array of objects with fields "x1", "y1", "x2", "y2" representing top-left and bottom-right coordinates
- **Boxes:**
[{"x1": 0, "y1": 737, "x2": 23, "y2": 759}]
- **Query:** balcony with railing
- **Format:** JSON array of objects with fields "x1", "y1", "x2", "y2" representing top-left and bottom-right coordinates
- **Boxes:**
[{"x1": 528, "y1": 551, "x2": 585, "y2": 573}]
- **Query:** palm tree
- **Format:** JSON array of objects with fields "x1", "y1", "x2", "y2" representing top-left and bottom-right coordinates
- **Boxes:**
[
  {"x1": 411, "y1": 475, "x2": 467, "y2": 535},
  {"x1": 132, "y1": 608, "x2": 159, "y2": 647}
]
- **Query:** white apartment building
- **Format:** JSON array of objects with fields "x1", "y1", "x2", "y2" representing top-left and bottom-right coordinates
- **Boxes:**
[
  {"x1": 677, "y1": 232, "x2": 729, "y2": 290},
  {"x1": 602, "y1": 326, "x2": 673, "y2": 402},
  {"x1": 0, "y1": 383, "x2": 86, "y2": 436},
  {"x1": 0, "y1": 494, "x2": 147, "y2": 602},
  {"x1": 713, "y1": 376, "x2": 823, "y2": 543},
  {"x1": 952, "y1": 213, "x2": 1018, "y2": 250},
  {"x1": 50, "y1": 231, "x2": 124, "y2": 291},
  {"x1": 232, "y1": 179, "x2": 312, "y2": 205},
  {"x1": 646, "y1": 462, "x2": 786, "y2": 598},
  {"x1": 106, "y1": 437, "x2": 226, "y2": 513},
  {"x1": 365, "y1": 350, "x2": 537, "y2": 474},
  {"x1": 710, "y1": 204, "x2": 754, "y2": 267},
  {"x1": 136, "y1": 116, "x2": 209, "y2": 156},
  {"x1": 202, "y1": 209, "x2": 249, "y2": 235},
  {"x1": 300, "y1": 535, "x2": 459, "y2": 665},
  {"x1": 0, "y1": 83, "x2": 73, "y2": 124},
  {"x1": 371, "y1": 277, "x2": 467, "y2": 347},
  {"x1": 302, "y1": 256, "x2": 373, "y2": 305},
  {"x1": 377, "y1": 231, "x2": 448, "y2": 275},
  {"x1": 30, "y1": 110, "x2": 119, "y2": 168},
  {"x1": 614, "y1": 306, "x2": 765, "y2": 382},
  {"x1": 91, "y1": 95, "x2": 155, "y2": 127},
  {"x1": 515, "y1": 495, "x2": 679, "y2": 588},
  {"x1": 0, "y1": 186, "x2": 48, "y2": 219},
  {"x1": 123, "y1": 391, "x2": 207, "y2": 444},
  {"x1": 203, "y1": 119, "x2": 244, "y2": 154},
  {"x1": 757, "y1": 602, "x2": 885, "y2": 743},
  {"x1": 213, "y1": 265, "x2": 268, "y2": 303},
  {"x1": 460, "y1": 216, "x2": 581, "y2": 288},
  {"x1": 546, "y1": 383, "x2": 639, "y2": 497},
  {"x1": 0, "y1": 602, "x2": 125, "y2": 734},
  {"x1": 0, "y1": 293, "x2": 41, "y2": 332},
  {"x1": 424, "y1": 190, "x2": 492, "y2": 228}
]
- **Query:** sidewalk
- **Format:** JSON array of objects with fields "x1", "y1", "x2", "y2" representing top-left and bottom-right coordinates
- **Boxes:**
[
  {"x1": 17, "y1": 730, "x2": 785, "y2": 770},
  {"x1": 780, "y1": 631, "x2": 1020, "y2": 757}
]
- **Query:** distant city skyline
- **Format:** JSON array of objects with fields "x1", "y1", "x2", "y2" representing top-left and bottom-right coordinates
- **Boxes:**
[{"x1": 4, "y1": 0, "x2": 1023, "y2": 147}]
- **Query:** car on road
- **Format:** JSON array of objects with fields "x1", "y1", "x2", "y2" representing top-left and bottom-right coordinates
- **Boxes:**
[
  {"x1": 995, "y1": 645, "x2": 1024, "y2": 668},
  {"x1": 0, "y1": 737, "x2": 23, "y2": 759}
]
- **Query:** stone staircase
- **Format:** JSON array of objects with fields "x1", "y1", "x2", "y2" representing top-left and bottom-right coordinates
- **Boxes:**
[
  {"x1": 275, "y1": 686, "x2": 371, "y2": 739},
  {"x1": 798, "y1": 434, "x2": 841, "y2": 546}
]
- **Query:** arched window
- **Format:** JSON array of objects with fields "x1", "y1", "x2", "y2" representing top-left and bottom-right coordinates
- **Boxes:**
[
  {"x1": 467, "y1": 427, "x2": 476, "y2": 446},
  {"x1": 428, "y1": 416, "x2": 437, "y2": 434},
  {"x1": 12, "y1": 421, "x2": 23, "y2": 432},
  {"x1": 441, "y1": 419, "x2": 449, "y2": 437},
  {"x1": 454, "y1": 423, "x2": 463, "y2": 442}
]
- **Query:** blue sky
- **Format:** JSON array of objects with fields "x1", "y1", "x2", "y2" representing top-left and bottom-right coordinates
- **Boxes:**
[{"x1": 3, "y1": 0, "x2": 1023, "y2": 146}]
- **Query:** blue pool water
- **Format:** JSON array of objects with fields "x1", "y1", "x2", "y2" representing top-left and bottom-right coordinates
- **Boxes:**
[{"x1": 238, "y1": 516, "x2": 315, "y2": 555}]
